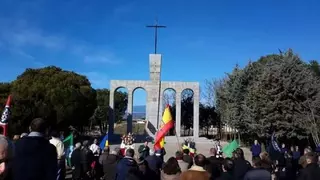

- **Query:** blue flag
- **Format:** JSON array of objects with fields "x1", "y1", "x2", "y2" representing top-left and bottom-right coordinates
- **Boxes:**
[
  {"x1": 271, "y1": 132, "x2": 281, "y2": 152},
  {"x1": 99, "y1": 134, "x2": 109, "y2": 150}
]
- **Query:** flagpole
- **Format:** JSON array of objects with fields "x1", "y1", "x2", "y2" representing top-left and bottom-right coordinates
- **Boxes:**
[{"x1": 174, "y1": 129, "x2": 182, "y2": 151}]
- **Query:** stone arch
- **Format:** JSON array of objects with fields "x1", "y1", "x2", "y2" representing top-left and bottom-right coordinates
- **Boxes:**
[
  {"x1": 113, "y1": 87, "x2": 129, "y2": 134},
  {"x1": 180, "y1": 88, "x2": 194, "y2": 136},
  {"x1": 132, "y1": 87, "x2": 147, "y2": 134}
]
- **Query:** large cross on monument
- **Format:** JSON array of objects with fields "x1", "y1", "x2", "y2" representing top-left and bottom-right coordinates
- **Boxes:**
[
  {"x1": 108, "y1": 20, "x2": 200, "y2": 142},
  {"x1": 146, "y1": 19, "x2": 166, "y2": 54}
]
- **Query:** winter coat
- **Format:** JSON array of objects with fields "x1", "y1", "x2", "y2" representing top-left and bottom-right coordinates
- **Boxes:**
[
  {"x1": 243, "y1": 168, "x2": 271, "y2": 180},
  {"x1": 99, "y1": 153, "x2": 119, "y2": 180},
  {"x1": 180, "y1": 165, "x2": 210, "y2": 180},
  {"x1": 115, "y1": 156, "x2": 139, "y2": 180},
  {"x1": 160, "y1": 171, "x2": 180, "y2": 180}
]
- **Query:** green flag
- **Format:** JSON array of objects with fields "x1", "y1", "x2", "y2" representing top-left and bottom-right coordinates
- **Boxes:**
[
  {"x1": 63, "y1": 134, "x2": 74, "y2": 166},
  {"x1": 63, "y1": 134, "x2": 74, "y2": 146},
  {"x1": 222, "y1": 140, "x2": 239, "y2": 158}
]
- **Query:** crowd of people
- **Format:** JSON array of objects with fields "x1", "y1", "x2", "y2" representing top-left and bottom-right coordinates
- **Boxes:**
[{"x1": 0, "y1": 117, "x2": 320, "y2": 180}]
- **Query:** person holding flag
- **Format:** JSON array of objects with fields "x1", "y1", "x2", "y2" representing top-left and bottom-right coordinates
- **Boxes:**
[
  {"x1": 0, "y1": 95, "x2": 11, "y2": 136},
  {"x1": 153, "y1": 105, "x2": 174, "y2": 158}
]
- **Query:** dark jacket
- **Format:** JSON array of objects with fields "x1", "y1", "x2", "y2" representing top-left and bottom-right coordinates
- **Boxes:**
[
  {"x1": 115, "y1": 157, "x2": 139, "y2": 180},
  {"x1": 144, "y1": 155, "x2": 163, "y2": 175},
  {"x1": 99, "y1": 153, "x2": 119, "y2": 180},
  {"x1": 251, "y1": 144, "x2": 261, "y2": 157},
  {"x1": 217, "y1": 172, "x2": 233, "y2": 180},
  {"x1": 183, "y1": 154, "x2": 193, "y2": 168},
  {"x1": 138, "y1": 145, "x2": 150, "y2": 159},
  {"x1": 80, "y1": 147, "x2": 94, "y2": 173},
  {"x1": 297, "y1": 163, "x2": 320, "y2": 180},
  {"x1": 71, "y1": 148, "x2": 82, "y2": 179},
  {"x1": 233, "y1": 159, "x2": 251, "y2": 180},
  {"x1": 243, "y1": 168, "x2": 271, "y2": 180},
  {"x1": 12, "y1": 135, "x2": 57, "y2": 180},
  {"x1": 206, "y1": 156, "x2": 223, "y2": 179}
]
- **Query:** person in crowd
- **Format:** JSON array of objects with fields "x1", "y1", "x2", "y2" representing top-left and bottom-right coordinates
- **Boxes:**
[
  {"x1": 59, "y1": 131, "x2": 64, "y2": 141},
  {"x1": 155, "y1": 149, "x2": 165, "y2": 165},
  {"x1": 71, "y1": 142, "x2": 83, "y2": 180},
  {"x1": 138, "y1": 159, "x2": 157, "y2": 180},
  {"x1": 145, "y1": 149, "x2": 163, "y2": 176},
  {"x1": 315, "y1": 145, "x2": 320, "y2": 153},
  {"x1": 303, "y1": 147, "x2": 312, "y2": 155},
  {"x1": 0, "y1": 135, "x2": 14, "y2": 180},
  {"x1": 217, "y1": 158, "x2": 234, "y2": 180},
  {"x1": 81, "y1": 140, "x2": 94, "y2": 180},
  {"x1": 232, "y1": 148, "x2": 251, "y2": 180},
  {"x1": 19, "y1": 133, "x2": 28, "y2": 138},
  {"x1": 206, "y1": 148, "x2": 223, "y2": 180},
  {"x1": 90, "y1": 139, "x2": 102, "y2": 180},
  {"x1": 90, "y1": 139, "x2": 101, "y2": 157},
  {"x1": 251, "y1": 140, "x2": 261, "y2": 159},
  {"x1": 293, "y1": 146, "x2": 301, "y2": 161},
  {"x1": 281, "y1": 143, "x2": 288, "y2": 153},
  {"x1": 182, "y1": 149, "x2": 193, "y2": 168},
  {"x1": 175, "y1": 151, "x2": 189, "y2": 172},
  {"x1": 180, "y1": 154, "x2": 210, "y2": 180},
  {"x1": 13, "y1": 118, "x2": 57, "y2": 180},
  {"x1": 49, "y1": 131, "x2": 65, "y2": 180},
  {"x1": 259, "y1": 152, "x2": 273, "y2": 173},
  {"x1": 99, "y1": 147, "x2": 120, "y2": 180},
  {"x1": 297, "y1": 152, "x2": 320, "y2": 180},
  {"x1": 12, "y1": 135, "x2": 19, "y2": 143},
  {"x1": 116, "y1": 148, "x2": 140, "y2": 180},
  {"x1": 161, "y1": 157, "x2": 181, "y2": 180},
  {"x1": 138, "y1": 141, "x2": 150, "y2": 159},
  {"x1": 243, "y1": 157, "x2": 271, "y2": 180},
  {"x1": 113, "y1": 147, "x2": 123, "y2": 159},
  {"x1": 275, "y1": 153, "x2": 294, "y2": 180}
]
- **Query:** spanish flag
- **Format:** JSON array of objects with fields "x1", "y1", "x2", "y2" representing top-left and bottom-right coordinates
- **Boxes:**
[{"x1": 154, "y1": 105, "x2": 174, "y2": 150}]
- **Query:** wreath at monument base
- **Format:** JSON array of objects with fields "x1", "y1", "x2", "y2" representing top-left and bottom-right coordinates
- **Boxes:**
[
  {"x1": 182, "y1": 138, "x2": 196, "y2": 157},
  {"x1": 120, "y1": 133, "x2": 136, "y2": 156}
]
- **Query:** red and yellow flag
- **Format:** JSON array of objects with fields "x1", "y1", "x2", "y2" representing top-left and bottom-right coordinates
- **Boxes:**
[{"x1": 154, "y1": 105, "x2": 174, "y2": 150}]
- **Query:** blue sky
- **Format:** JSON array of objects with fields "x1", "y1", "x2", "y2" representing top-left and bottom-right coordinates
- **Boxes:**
[{"x1": 0, "y1": 0, "x2": 319, "y2": 105}]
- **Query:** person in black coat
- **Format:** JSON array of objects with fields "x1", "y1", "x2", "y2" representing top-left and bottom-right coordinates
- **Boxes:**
[
  {"x1": 207, "y1": 148, "x2": 223, "y2": 179},
  {"x1": 232, "y1": 148, "x2": 252, "y2": 180},
  {"x1": 12, "y1": 118, "x2": 57, "y2": 180},
  {"x1": 115, "y1": 149, "x2": 140, "y2": 180},
  {"x1": 99, "y1": 148, "x2": 120, "y2": 180},
  {"x1": 80, "y1": 140, "x2": 94, "y2": 179},
  {"x1": 217, "y1": 158, "x2": 234, "y2": 180},
  {"x1": 71, "y1": 143, "x2": 82, "y2": 180},
  {"x1": 243, "y1": 157, "x2": 271, "y2": 180},
  {"x1": 182, "y1": 149, "x2": 193, "y2": 168},
  {"x1": 144, "y1": 149, "x2": 162, "y2": 177},
  {"x1": 297, "y1": 152, "x2": 320, "y2": 180}
]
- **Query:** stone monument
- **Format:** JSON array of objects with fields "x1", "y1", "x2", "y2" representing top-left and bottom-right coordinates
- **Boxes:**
[
  {"x1": 108, "y1": 54, "x2": 200, "y2": 139},
  {"x1": 108, "y1": 21, "x2": 200, "y2": 140}
]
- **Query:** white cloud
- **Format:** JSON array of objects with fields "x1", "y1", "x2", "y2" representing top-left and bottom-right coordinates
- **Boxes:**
[{"x1": 0, "y1": 18, "x2": 121, "y2": 65}]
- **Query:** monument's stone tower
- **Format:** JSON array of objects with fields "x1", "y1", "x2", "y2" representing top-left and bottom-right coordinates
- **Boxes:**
[{"x1": 148, "y1": 54, "x2": 162, "y2": 128}]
